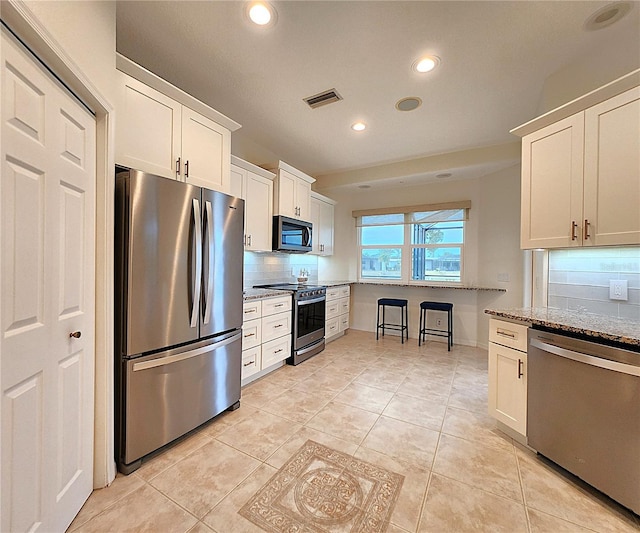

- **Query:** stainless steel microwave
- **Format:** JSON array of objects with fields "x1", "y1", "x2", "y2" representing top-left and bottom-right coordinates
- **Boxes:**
[{"x1": 273, "y1": 215, "x2": 312, "y2": 253}]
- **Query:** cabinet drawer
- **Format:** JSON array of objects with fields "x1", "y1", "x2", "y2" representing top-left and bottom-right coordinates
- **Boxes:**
[
  {"x1": 262, "y1": 295, "x2": 292, "y2": 316},
  {"x1": 489, "y1": 318, "x2": 528, "y2": 352},
  {"x1": 241, "y1": 318, "x2": 262, "y2": 350},
  {"x1": 339, "y1": 314, "x2": 349, "y2": 332},
  {"x1": 338, "y1": 285, "x2": 350, "y2": 298},
  {"x1": 326, "y1": 287, "x2": 341, "y2": 301},
  {"x1": 338, "y1": 296, "x2": 350, "y2": 315},
  {"x1": 243, "y1": 300, "x2": 262, "y2": 320},
  {"x1": 262, "y1": 335, "x2": 291, "y2": 368},
  {"x1": 326, "y1": 300, "x2": 340, "y2": 319},
  {"x1": 326, "y1": 317, "x2": 340, "y2": 338},
  {"x1": 241, "y1": 346, "x2": 261, "y2": 380},
  {"x1": 261, "y1": 311, "x2": 291, "y2": 343}
]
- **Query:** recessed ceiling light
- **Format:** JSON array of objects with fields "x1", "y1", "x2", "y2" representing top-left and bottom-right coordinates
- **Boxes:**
[
  {"x1": 436, "y1": 173, "x2": 452, "y2": 179},
  {"x1": 585, "y1": 2, "x2": 631, "y2": 30},
  {"x1": 396, "y1": 97, "x2": 422, "y2": 112},
  {"x1": 351, "y1": 122, "x2": 366, "y2": 131},
  {"x1": 246, "y1": 1, "x2": 277, "y2": 26},
  {"x1": 412, "y1": 55, "x2": 440, "y2": 73}
]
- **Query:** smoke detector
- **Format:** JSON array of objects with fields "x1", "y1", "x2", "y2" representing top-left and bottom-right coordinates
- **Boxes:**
[{"x1": 304, "y1": 89, "x2": 343, "y2": 109}]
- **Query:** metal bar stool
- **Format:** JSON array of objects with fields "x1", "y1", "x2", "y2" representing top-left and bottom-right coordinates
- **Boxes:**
[
  {"x1": 376, "y1": 298, "x2": 409, "y2": 343},
  {"x1": 418, "y1": 301, "x2": 453, "y2": 350}
]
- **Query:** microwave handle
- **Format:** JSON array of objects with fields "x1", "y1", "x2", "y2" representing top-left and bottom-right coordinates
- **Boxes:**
[{"x1": 303, "y1": 226, "x2": 312, "y2": 247}]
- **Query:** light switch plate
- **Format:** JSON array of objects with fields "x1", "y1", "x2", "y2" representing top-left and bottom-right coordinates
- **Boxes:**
[{"x1": 609, "y1": 280, "x2": 628, "y2": 301}]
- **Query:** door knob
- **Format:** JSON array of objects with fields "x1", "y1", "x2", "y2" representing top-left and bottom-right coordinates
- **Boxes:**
[{"x1": 69, "y1": 331, "x2": 82, "y2": 339}]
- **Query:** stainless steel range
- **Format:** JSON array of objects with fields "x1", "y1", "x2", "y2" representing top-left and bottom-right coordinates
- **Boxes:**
[{"x1": 254, "y1": 284, "x2": 326, "y2": 365}]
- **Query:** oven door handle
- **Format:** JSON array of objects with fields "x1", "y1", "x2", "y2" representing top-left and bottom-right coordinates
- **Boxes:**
[
  {"x1": 530, "y1": 338, "x2": 640, "y2": 377},
  {"x1": 297, "y1": 296, "x2": 326, "y2": 306}
]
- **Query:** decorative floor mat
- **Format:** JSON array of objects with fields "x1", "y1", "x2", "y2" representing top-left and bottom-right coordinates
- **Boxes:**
[{"x1": 239, "y1": 439, "x2": 404, "y2": 532}]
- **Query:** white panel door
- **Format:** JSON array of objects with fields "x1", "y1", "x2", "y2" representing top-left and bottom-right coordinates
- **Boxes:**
[
  {"x1": 1, "y1": 29, "x2": 96, "y2": 533},
  {"x1": 181, "y1": 106, "x2": 231, "y2": 193},
  {"x1": 245, "y1": 171, "x2": 273, "y2": 251}
]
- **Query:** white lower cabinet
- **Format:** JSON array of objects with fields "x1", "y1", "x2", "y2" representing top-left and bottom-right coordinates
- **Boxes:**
[
  {"x1": 325, "y1": 285, "x2": 350, "y2": 342},
  {"x1": 241, "y1": 295, "x2": 292, "y2": 384},
  {"x1": 488, "y1": 318, "x2": 528, "y2": 437}
]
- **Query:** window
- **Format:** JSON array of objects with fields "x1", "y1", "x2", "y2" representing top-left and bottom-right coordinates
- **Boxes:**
[{"x1": 356, "y1": 205, "x2": 468, "y2": 284}]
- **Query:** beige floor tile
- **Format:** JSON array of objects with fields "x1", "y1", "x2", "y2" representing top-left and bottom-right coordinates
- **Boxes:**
[
  {"x1": 441, "y1": 406, "x2": 513, "y2": 452},
  {"x1": 216, "y1": 409, "x2": 302, "y2": 460},
  {"x1": 73, "y1": 483, "x2": 198, "y2": 533},
  {"x1": 202, "y1": 463, "x2": 278, "y2": 533},
  {"x1": 527, "y1": 508, "x2": 594, "y2": 532},
  {"x1": 382, "y1": 393, "x2": 447, "y2": 432},
  {"x1": 266, "y1": 426, "x2": 359, "y2": 469},
  {"x1": 354, "y1": 446, "x2": 430, "y2": 533},
  {"x1": 241, "y1": 378, "x2": 290, "y2": 406},
  {"x1": 409, "y1": 363, "x2": 456, "y2": 382},
  {"x1": 258, "y1": 387, "x2": 334, "y2": 424},
  {"x1": 361, "y1": 416, "x2": 439, "y2": 469},
  {"x1": 447, "y1": 382, "x2": 488, "y2": 414},
  {"x1": 150, "y1": 440, "x2": 260, "y2": 518},
  {"x1": 372, "y1": 355, "x2": 418, "y2": 373},
  {"x1": 306, "y1": 401, "x2": 380, "y2": 444},
  {"x1": 516, "y1": 446, "x2": 639, "y2": 533},
  {"x1": 68, "y1": 473, "x2": 144, "y2": 531},
  {"x1": 354, "y1": 367, "x2": 408, "y2": 392},
  {"x1": 187, "y1": 522, "x2": 217, "y2": 533},
  {"x1": 291, "y1": 370, "x2": 354, "y2": 394},
  {"x1": 397, "y1": 374, "x2": 451, "y2": 403},
  {"x1": 418, "y1": 473, "x2": 528, "y2": 533},
  {"x1": 333, "y1": 382, "x2": 395, "y2": 414},
  {"x1": 432, "y1": 434, "x2": 522, "y2": 502}
]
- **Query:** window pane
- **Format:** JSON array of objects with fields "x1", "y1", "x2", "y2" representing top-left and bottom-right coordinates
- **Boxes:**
[
  {"x1": 411, "y1": 222, "x2": 463, "y2": 245},
  {"x1": 411, "y1": 247, "x2": 461, "y2": 282},
  {"x1": 361, "y1": 225, "x2": 404, "y2": 245},
  {"x1": 411, "y1": 209, "x2": 465, "y2": 224},
  {"x1": 361, "y1": 248, "x2": 402, "y2": 279},
  {"x1": 360, "y1": 214, "x2": 404, "y2": 226}
]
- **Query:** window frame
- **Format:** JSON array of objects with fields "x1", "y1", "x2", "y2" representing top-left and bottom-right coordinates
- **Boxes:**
[{"x1": 357, "y1": 209, "x2": 466, "y2": 285}]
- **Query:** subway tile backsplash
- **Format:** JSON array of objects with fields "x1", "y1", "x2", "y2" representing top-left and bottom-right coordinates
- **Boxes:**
[
  {"x1": 243, "y1": 251, "x2": 319, "y2": 289},
  {"x1": 548, "y1": 246, "x2": 640, "y2": 320}
]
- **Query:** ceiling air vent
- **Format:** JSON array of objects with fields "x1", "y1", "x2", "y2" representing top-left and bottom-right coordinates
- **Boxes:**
[{"x1": 304, "y1": 89, "x2": 343, "y2": 109}]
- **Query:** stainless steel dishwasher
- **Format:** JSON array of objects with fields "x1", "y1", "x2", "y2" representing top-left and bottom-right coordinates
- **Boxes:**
[{"x1": 528, "y1": 329, "x2": 640, "y2": 514}]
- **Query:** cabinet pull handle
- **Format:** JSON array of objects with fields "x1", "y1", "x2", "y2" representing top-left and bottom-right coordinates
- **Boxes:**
[
  {"x1": 517, "y1": 359, "x2": 524, "y2": 379},
  {"x1": 185, "y1": 160, "x2": 190, "y2": 178},
  {"x1": 274, "y1": 348, "x2": 283, "y2": 354},
  {"x1": 496, "y1": 328, "x2": 516, "y2": 339},
  {"x1": 571, "y1": 221, "x2": 578, "y2": 241},
  {"x1": 243, "y1": 361, "x2": 254, "y2": 367},
  {"x1": 248, "y1": 234, "x2": 252, "y2": 246},
  {"x1": 274, "y1": 303, "x2": 284, "y2": 308},
  {"x1": 584, "y1": 219, "x2": 590, "y2": 240},
  {"x1": 176, "y1": 157, "x2": 181, "y2": 176},
  {"x1": 244, "y1": 309, "x2": 255, "y2": 314},
  {"x1": 244, "y1": 332, "x2": 255, "y2": 337},
  {"x1": 69, "y1": 331, "x2": 82, "y2": 339},
  {"x1": 274, "y1": 324, "x2": 283, "y2": 328}
]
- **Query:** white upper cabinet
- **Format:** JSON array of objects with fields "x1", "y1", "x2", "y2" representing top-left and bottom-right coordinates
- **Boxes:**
[
  {"x1": 515, "y1": 74, "x2": 640, "y2": 249},
  {"x1": 310, "y1": 191, "x2": 336, "y2": 256},
  {"x1": 230, "y1": 156, "x2": 275, "y2": 252},
  {"x1": 115, "y1": 55, "x2": 240, "y2": 193},
  {"x1": 271, "y1": 161, "x2": 315, "y2": 221}
]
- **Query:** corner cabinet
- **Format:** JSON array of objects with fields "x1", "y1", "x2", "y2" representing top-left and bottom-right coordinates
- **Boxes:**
[
  {"x1": 517, "y1": 83, "x2": 640, "y2": 249},
  {"x1": 310, "y1": 192, "x2": 336, "y2": 256},
  {"x1": 115, "y1": 54, "x2": 240, "y2": 193},
  {"x1": 230, "y1": 156, "x2": 275, "y2": 252},
  {"x1": 270, "y1": 161, "x2": 315, "y2": 221},
  {"x1": 488, "y1": 318, "x2": 528, "y2": 437}
]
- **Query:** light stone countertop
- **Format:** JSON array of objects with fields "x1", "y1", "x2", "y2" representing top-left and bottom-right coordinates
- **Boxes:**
[
  {"x1": 319, "y1": 280, "x2": 356, "y2": 287},
  {"x1": 485, "y1": 307, "x2": 640, "y2": 349},
  {"x1": 357, "y1": 281, "x2": 506, "y2": 291},
  {"x1": 242, "y1": 288, "x2": 293, "y2": 301}
]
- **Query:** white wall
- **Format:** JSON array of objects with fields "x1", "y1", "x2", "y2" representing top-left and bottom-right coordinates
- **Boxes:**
[{"x1": 317, "y1": 164, "x2": 524, "y2": 347}]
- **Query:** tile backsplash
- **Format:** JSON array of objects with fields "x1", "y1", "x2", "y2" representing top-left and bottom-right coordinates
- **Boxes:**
[
  {"x1": 243, "y1": 251, "x2": 319, "y2": 288},
  {"x1": 547, "y1": 246, "x2": 640, "y2": 320}
]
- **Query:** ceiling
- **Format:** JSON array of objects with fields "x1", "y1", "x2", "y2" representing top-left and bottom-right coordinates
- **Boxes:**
[{"x1": 116, "y1": 1, "x2": 640, "y2": 190}]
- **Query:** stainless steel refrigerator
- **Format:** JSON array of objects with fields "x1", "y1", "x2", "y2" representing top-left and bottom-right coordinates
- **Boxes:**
[{"x1": 114, "y1": 168, "x2": 244, "y2": 474}]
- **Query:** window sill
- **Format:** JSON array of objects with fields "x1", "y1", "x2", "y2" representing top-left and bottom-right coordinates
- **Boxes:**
[{"x1": 356, "y1": 280, "x2": 507, "y2": 291}]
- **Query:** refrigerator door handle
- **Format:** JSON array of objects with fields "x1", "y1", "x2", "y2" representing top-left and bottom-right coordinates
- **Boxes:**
[
  {"x1": 132, "y1": 332, "x2": 241, "y2": 371},
  {"x1": 191, "y1": 198, "x2": 202, "y2": 328},
  {"x1": 203, "y1": 200, "x2": 214, "y2": 326}
]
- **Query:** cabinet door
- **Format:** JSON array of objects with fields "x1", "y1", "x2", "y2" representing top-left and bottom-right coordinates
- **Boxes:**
[
  {"x1": 309, "y1": 197, "x2": 321, "y2": 254},
  {"x1": 583, "y1": 87, "x2": 640, "y2": 246},
  {"x1": 245, "y1": 171, "x2": 273, "y2": 251},
  {"x1": 181, "y1": 106, "x2": 231, "y2": 193},
  {"x1": 318, "y1": 200, "x2": 334, "y2": 255},
  {"x1": 295, "y1": 177, "x2": 312, "y2": 221},
  {"x1": 116, "y1": 71, "x2": 181, "y2": 179},
  {"x1": 488, "y1": 343, "x2": 527, "y2": 436},
  {"x1": 521, "y1": 113, "x2": 584, "y2": 249},
  {"x1": 230, "y1": 164, "x2": 246, "y2": 200},
  {"x1": 275, "y1": 169, "x2": 297, "y2": 218}
]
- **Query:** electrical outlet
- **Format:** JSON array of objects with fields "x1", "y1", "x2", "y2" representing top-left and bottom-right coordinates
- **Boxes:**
[
  {"x1": 436, "y1": 318, "x2": 443, "y2": 327},
  {"x1": 609, "y1": 280, "x2": 628, "y2": 301}
]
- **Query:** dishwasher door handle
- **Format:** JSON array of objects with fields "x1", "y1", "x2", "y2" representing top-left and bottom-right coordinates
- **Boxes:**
[{"x1": 530, "y1": 338, "x2": 640, "y2": 377}]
